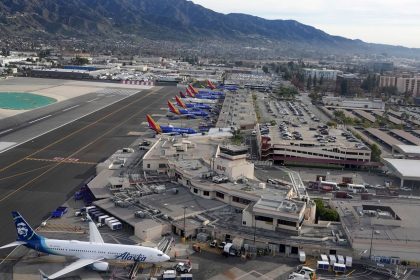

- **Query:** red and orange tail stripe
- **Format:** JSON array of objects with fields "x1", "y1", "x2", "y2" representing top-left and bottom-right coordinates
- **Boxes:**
[
  {"x1": 167, "y1": 101, "x2": 181, "y2": 114},
  {"x1": 175, "y1": 96, "x2": 187, "y2": 109},
  {"x1": 189, "y1": 84, "x2": 198, "y2": 94},
  {"x1": 146, "y1": 114, "x2": 162, "y2": 133}
]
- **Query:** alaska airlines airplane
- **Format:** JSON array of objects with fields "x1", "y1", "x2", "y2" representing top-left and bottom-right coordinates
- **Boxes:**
[
  {"x1": 168, "y1": 101, "x2": 208, "y2": 118},
  {"x1": 175, "y1": 96, "x2": 212, "y2": 110},
  {"x1": 147, "y1": 115, "x2": 196, "y2": 135},
  {"x1": 0, "y1": 212, "x2": 169, "y2": 279}
]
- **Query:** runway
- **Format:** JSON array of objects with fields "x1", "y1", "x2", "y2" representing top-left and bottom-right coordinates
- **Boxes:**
[{"x1": 0, "y1": 86, "x2": 176, "y2": 255}]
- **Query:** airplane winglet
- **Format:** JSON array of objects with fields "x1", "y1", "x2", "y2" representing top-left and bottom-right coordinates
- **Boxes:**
[{"x1": 0, "y1": 241, "x2": 26, "y2": 249}]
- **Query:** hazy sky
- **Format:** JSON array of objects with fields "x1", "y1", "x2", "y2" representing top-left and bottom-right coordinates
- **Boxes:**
[{"x1": 192, "y1": 0, "x2": 420, "y2": 48}]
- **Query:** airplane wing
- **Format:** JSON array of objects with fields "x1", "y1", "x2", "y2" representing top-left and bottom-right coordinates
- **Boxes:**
[
  {"x1": 40, "y1": 258, "x2": 103, "y2": 279},
  {"x1": 87, "y1": 214, "x2": 104, "y2": 244}
]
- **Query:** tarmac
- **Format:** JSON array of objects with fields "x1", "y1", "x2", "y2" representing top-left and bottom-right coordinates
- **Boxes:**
[{"x1": 0, "y1": 83, "x2": 178, "y2": 259}]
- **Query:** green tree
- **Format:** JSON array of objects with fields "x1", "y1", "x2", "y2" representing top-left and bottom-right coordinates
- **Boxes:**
[
  {"x1": 313, "y1": 74, "x2": 317, "y2": 88},
  {"x1": 71, "y1": 56, "x2": 90, "y2": 65},
  {"x1": 262, "y1": 65, "x2": 269, "y2": 74},
  {"x1": 231, "y1": 129, "x2": 244, "y2": 145},
  {"x1": 370, "y1": 143, "x2": 382, "y2": 162},
  {"x1": 319, "y1": 75, "x2": 324, "y2": 85},
  {"x1": 314, "y1": 199, "x2": 339, "y2": 222},
  {"x1": 306, "y1": 75, "x2": 312, "y2": 90}
]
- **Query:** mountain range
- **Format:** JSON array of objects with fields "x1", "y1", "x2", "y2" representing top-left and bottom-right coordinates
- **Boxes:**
[{"x1": 0, "y1": 0, "x2": 419, "y2": 57}]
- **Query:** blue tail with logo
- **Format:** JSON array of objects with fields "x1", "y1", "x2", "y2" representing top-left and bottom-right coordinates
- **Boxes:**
[{"x1": 12, "y1": 211, "x2": 40, "y2": 242}]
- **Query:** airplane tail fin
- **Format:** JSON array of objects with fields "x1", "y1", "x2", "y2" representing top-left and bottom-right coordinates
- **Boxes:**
[
  {"x1": 175, "y1": 96, "x2": 187, "y2": 109},
  {"x1": 146, "y1": 114, "x2": 162, "y2": 134},
  {"x1": 207, "y1": 80, "x2": 216, "y2": 90},
  {"x1": 167, "y1": 101, "x2": 180, "y2": 114},
  {"x1": 179, "y1": 91, "x2": 186, "y2": 98},
  {"x1": 12, "y1": 211, "x2": 40, "y2": 242},
  {"x1": 186, "y1": 88, "x2": 195, "y2": 98},
  {"x1": 188, "y1": 84, "x2": 198, "y2": 94},
  {"x1": 210, "y1": 81, "x2": 216, "y2": 89}
]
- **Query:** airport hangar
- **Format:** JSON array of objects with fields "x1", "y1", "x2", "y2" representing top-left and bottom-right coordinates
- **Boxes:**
[{"x1": 383, "y1": 145, "x2": 420, "y2": 188}]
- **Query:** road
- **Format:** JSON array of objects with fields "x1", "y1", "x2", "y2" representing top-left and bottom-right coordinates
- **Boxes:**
[{"x1": 0, "y1": 86, "x2": 175, "y2": 255}]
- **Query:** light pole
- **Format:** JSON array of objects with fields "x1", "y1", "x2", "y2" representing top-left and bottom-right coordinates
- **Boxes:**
[
  {"x1": 183, "y1": 206, "x2": 188, "y2": 241},
  {"x1": 253, "y1": 217, "x2": 256, "y2": 245},
  {"x1": 369, "y1": 226, "x2": 374, "y2": 260}
]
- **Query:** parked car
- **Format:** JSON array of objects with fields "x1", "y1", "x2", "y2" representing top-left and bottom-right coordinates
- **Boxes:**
[{"x1": 174, "y1": 262, "x2": 192, "y2": 273}]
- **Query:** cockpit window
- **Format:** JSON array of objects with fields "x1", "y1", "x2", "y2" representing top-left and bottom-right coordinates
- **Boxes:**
[{"x1": 158, "y1": 254, "x2": 163, "y2": 256}]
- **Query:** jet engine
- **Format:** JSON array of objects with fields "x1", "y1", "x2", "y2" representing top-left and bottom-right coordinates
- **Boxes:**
[{"x1": 91, "y1": 261, "x2": 109, "y2": 271}]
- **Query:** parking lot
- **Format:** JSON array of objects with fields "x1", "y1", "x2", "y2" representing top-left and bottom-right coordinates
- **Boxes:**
[{"x1": 256, "y1": 92, "x2": 324, "y2": 129}]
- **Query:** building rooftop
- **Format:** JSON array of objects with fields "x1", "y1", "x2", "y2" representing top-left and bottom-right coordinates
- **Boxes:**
[
  {"x1": 383, "y1": 158, "x2": 420, "y2": 179},
  {"x1": 267, "y1": 126, "x2": 368, "y2": 150},
  {"x1": 253, "y1": 197, "x2": 305, "y2": 216},
  {"x1": 393, "y1": 144, "x2": 420, "y2": 156},
  {"x1": 365, "y1": 128, "x2": 405, "y2": 147},
  {"x1": 390, "y1": 130, "x2": 420, "y2": 145}
]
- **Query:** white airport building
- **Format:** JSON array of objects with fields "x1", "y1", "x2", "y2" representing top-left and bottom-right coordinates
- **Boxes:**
[
  {"x1": 303, "y1": 68, "x2": 343, "y2": 80},
  {"x1": 322, "y1": 96, "x2": 385, "y2": 110}
]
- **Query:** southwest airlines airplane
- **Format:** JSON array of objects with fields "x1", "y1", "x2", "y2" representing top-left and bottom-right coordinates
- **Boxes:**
[
  {"x1": 0, "y1": 212, "x2": 170, "y2": 279},
  {"x1": 147, "y1": 114, "x2": 196, "y2": 135},
  {"x1": 180, "y1": 91, "x2": 218, "y2": 104},
  {"x1": 167, "y1": 100, "x2": 208, "y2": 118},
  {"x1": 175, "y1": 96, "x2": 212, "y2": 110}
]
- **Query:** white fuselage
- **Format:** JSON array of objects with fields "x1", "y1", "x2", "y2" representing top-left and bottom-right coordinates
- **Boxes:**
[
  {"x1": 43, "y1": 238, "x2": 167, "y2": 263},
  {"x1": 183, "y1": 98, "x2": 217, "y2": 104}
]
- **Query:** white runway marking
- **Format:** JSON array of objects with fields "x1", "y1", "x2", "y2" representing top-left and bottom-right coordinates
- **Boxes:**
[
  {"x1": 0, "y1": 141, "x2": 16, "y2": 152},
  {"x1": 0, "y1": 128, "x2": 13, "y2": 135},
  {"x1": 29, "y1": 115, "x2": 52, "y2": 124},
  {"x1": 86, "y1": 98, "x2": 100, "y2": 103},
  {"x1": 62, "y1": 105, "x2": 80, "y2": 112}
]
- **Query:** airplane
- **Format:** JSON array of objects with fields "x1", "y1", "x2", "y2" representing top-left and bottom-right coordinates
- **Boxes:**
[
  {"x1": 187, "y1": 89, "x2": 222, "y2": 100},
  {"x1": 179, "y1": 95, "x2": 218, "y2": 105},
  {"x1": 206, "y1": 80, "x2": 216, "y2": 90},
  {"x1": 147, "y1": 114, "x2": 196, "y2": 135},
  {"x1": 168, "y1": 100, "x2": 208, "y2": 118},
  {"x1": 189, "y1": 84, "x2": 224, "y2": 96},
  {"x1": 175, "y1": 96, "x2": 212, "y2": 110},
  {"x1": 0, "y1": 211, "x2": 170, "y2": 280}
]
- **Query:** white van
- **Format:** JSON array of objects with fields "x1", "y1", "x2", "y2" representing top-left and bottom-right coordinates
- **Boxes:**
[{"x1": 347, "y1": 184, "x2": 366, "y2": 193}]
